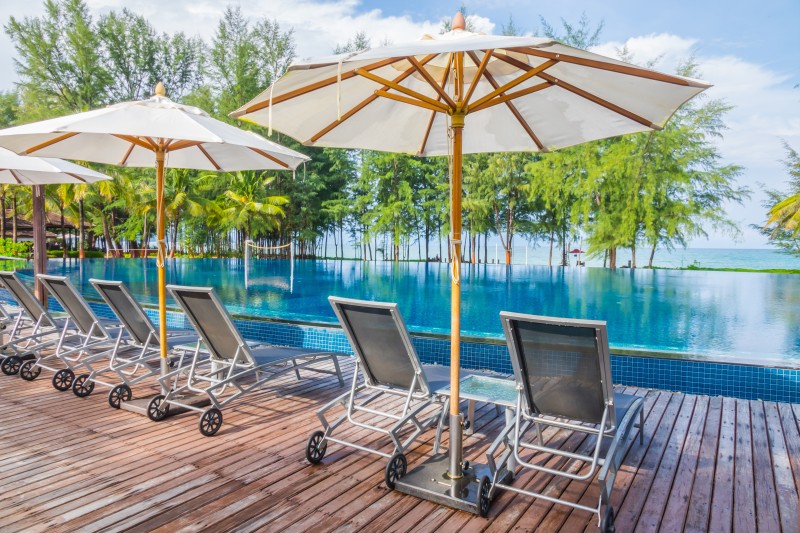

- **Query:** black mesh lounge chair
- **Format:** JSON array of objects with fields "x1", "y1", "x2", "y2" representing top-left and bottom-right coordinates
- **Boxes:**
[
  {"x1": 32, "y1": 275, "x2": 127, "y2": 392},
  {"x1": 0, "y1": 271, "x2": 71, "y2": 377},
  {"x1": 85, "y1": 279, "x2": 199, "y2": 407},
  {"x1": 152, "y1": 285, "x2": 346, "y2": 437},
  {"x1": 307, "y1": 297, "x2": 468, "y2": 490},
  {"x1": 483, "y1": 313, "x2": 645, "y2": 530}
]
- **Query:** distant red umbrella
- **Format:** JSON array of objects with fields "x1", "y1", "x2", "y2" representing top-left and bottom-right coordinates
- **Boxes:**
[{"x1": 570, "y1": 248, "x2": 584, "y2": 254}]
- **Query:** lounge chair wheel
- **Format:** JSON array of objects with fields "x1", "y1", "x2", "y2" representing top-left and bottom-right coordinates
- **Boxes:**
[
  {"x1": 19, "y1": 361, "x2": 40, "y2": 381},
  {"x1": 52, "y1": 369, "x2": 75, "y2": 391},
  {"x1": 1, "y1": 356, "x2": 21, "y2": 375},
  {"x1": 108, "y1": 384, "x2": 132, "y2": 409},
  {"x1": 199, "y1": 408, "x2": 223, "y2": 437},
  {"x1": 147, "y1": 395, "x2": 170, "y2": 421},
  {"x1": 477, "y1": 476, "x2": 492, "y2": 517},
  {"x1": 600, "y1": 506, "x2": 615, "y2": 533},
  {"x1": 305, "y1": 430, "x2": 327, "y2": 464},
  {"x1": 385, "y1": 453, "x2": 407, "y2": 490},
  {"x1": 72, "y1": 374, "x2": 95, "y2": 397}
]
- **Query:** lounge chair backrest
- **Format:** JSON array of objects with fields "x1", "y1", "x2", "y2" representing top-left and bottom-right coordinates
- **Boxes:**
[
  {"x1": 500, "y1": 312, "x2": 615, "y2": 427},
  {"x1": 167, "y1": 285, "x2": 254, "y2": 365},
  {"x1": 39, "y1": 275, "x2": 108, "y2": 338},
  {"x1": 90, "y1": 279, "x2": 156, "y2": 345},
  {"x1": 0, "y1": 271, "x2": 55, "y2": 327},
  {"x1": 329, "y1": 296, "x2": 428, "y2": 394}
]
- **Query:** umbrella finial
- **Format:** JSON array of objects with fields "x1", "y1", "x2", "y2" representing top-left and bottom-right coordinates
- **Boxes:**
[
  {"x1": 154, "y1": 82, "x2": 166, "y2": 97},
  {"x1": 452, "y1": 12, "x2": 466, "y2": 31}
]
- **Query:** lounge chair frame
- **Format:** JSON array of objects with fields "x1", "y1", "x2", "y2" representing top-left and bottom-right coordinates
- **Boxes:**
[
  {"x1": 318, "y1": 297, "x2": 446, "y2": 463},
  {"x1": 486, "y1": 312, "x2": 644, "y2": 529},
  {"x1": 85, "y1": 279, "x2": 197, "y2": 395},
  {"x1": 33, "y1": 275, "x2": 125, "y2": 382},
  {"x1": 0, "y1": 271, "x2": 67, "y2": 356},
  {"x1": 157, "y1": 285, "x2": 344, "y2": 435}
]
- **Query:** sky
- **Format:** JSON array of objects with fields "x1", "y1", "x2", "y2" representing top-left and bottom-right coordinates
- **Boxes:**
[{"x1": 0, "y1": 0, "x2": 798, "y2": 249}]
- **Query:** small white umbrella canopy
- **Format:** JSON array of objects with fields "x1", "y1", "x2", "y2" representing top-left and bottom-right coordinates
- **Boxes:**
[
  {"x1": 0, "y1": 147, "x2": 112, "y2": 299},
  {"x1": 0, "y1": 84, "x2": 310, "y2": 376},
  {"x1": 233, "y1": 14, "x2": 711, "y2": 485},
  {"x1": 0, "y1": 147, "x2": 110, "y2": 184}
]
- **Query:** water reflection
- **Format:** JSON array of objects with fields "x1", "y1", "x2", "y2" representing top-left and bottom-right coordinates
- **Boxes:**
[{"x1": 22, "y1": 258, "x2": 800, "y2": 362}]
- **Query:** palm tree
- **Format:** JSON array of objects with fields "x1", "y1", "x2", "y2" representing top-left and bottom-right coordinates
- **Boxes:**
[
  {"x1": 220, "y1": 171, "x2": 288, "y2": 247},
  {"x1": 766, "y1": 144, "x2": 800, "y2": 235}
]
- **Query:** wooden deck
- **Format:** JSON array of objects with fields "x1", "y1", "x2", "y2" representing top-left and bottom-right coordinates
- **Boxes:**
[{"x1": 1, "y1": 357, "x2": 798, "y2": 532}]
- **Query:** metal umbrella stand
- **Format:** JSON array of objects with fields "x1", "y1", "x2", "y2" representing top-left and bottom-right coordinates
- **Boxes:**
[{"x1": 233, "y1": 12, "x2": 710, "y2": 513}]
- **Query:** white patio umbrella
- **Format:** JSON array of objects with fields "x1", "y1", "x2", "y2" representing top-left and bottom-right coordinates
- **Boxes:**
[
  {"x1": 0, "y1": 84, "x2": 309, "y2": 380},
  {"x1": 0, "y1": 147, "x2": 111, "y2": 301},
  {"x1": 232, "y1": 13, "x2": 710, "y2": 510}
]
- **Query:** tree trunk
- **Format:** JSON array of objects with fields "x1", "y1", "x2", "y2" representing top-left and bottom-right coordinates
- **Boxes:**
[
  {"x1": 0, "y1": 193, "x2": 6, "y2": 240},
  {"x1": 425, "y1": 223, "x2": 429, "y2": 262},
  {"x1": 631, "y1": 243, "x2": 637, "y2": 269},
  {"x1": 471, "y1": 233, "x2": 476, "y2": 264},
  {"x1": 609, "y1": 247, "x2": 617, "y2": 269},
  {"x1": 79, "y1": 200, "x2": 85, "y2": 259},
  {"x1": 61, "y1": 208, "x2": 67, "y2": 259},
  {"x1": 548, "y1": 229, "x2": 554, "y2": 267},
  {"x1": 12, "y1": 194, "x2": 18, "y2": 244},
  {"x1": 648, "y1": 243, "x2": 657, "y2": 268},
  {"x1": 101, "y1": 214, "x2": 112, "y2": 256}
]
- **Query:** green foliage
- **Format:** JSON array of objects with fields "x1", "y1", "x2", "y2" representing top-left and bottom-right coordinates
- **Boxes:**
[
  {"x1": 758, "y1": 143, "x2": 800, "y2": 253},
  {"x1": 0, "y1": 238, "x2": 33, "y2": 258}
]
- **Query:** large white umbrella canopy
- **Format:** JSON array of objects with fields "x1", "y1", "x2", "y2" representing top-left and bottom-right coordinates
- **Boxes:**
[
  {"x1": 0, "y1": 84, "x2": 310, "y2": 376},
  {"x1": 233, "y1": 14, "x2": 711, "y2": 490},
  {"x1": 0, "y1": 147, "x2": 111, "y2": 300}
]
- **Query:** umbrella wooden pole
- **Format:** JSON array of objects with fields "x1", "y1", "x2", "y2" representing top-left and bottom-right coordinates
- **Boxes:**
[
  {"x1": 155, "y1": 148, "x2": 169, "y2": 382},
  {"x1": 449, "y1": 112, "x2": 464, "y2": 479}
]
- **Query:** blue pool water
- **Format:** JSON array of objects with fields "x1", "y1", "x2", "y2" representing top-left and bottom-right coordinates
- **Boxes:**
[{"x1": 14, "y1": 257, "x2": 800, "y2": 363}]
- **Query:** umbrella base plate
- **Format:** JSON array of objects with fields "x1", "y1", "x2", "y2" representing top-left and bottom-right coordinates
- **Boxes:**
[
  {"x1": 394, "y1": 454, "x2": 509, "y2": 514},
  {"x1": 120, "y1": 393, "x2": 210, "y2": 417}
]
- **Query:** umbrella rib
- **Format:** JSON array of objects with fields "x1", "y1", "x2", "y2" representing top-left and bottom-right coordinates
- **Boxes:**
[
  {"x1": 23, "y1": 132, "x2": 80, "y2": 155},
  {"x1": 197, "y1": 145, "x2": 221, "y2": 171},
  {"x1": 511, "y1": 46, "x2": 706, "y2": 87},
  {"x1": 168, "y1": 140, "x2": 204, "y2": 152},
  {"x1": 113, "y1": 134, "x2": 157, "y2": 151},
  {"x1": 248, "y1": 147, "x2": 290, "y2": 169},
  {"x1": 468, "y1": 59, "x2": 558, "y2": 111},
  {"x1": 64, "y1": 173, "x2": 88, "y2": 184},
  {"x1": 538, "y1": 72, "x2": 660, "y2": 129},
  {"x1": 468, "y1": 52, "x2": 546, "y2": 151},
  {"x1": 408, "y1": 56, "x2": 456, "y2": 109},
  {"x1": 469, "y1": 81, "x2": 552, "y2": 113},
  {"x1": 308, "y1": 55, "x2": 438, "y2": 144},
  {"x1": 118, "y1": 142, "x2": 135, "y2": 167},
  {"x1": 463, "y1": 50, "x2": 493, "y2": 106},
  {"x1": 233, "y1": 57, "x2": 404, "y2": 116},
  {"x1": 374, "y1": 91, "x2": 448, "y2": 114},
  {"x1": 8, "y1": 169, "x2": 23, "y2": 185},
  {"x1": 418, "y1": 53, "x2": 453, "y2": 156},
  {"x1": 357, "y1": 69, "x2": 450, "y2": 113}
]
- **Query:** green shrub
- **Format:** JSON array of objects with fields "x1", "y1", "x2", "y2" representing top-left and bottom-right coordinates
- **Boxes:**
[{"x1": 0, "y1": 238, "x2": 32, "y2": 258}]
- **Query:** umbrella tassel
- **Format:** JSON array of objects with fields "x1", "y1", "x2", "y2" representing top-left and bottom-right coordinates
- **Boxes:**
[
  {"x1": 268, "y1": 82, "x2": 275, "y2": 137},
  {"x1": 337, "y1": 59, "x2": 343, "y2": 121}
]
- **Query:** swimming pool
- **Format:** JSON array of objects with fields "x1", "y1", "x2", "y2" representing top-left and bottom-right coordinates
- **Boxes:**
[{"x1": 20, "y1": 257, "x2": 800, "y2": 363}]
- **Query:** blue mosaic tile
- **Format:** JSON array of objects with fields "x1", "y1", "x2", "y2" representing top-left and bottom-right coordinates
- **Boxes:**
[{"x1": 0, "y1": 287, "x2": 798, "y2": 404}]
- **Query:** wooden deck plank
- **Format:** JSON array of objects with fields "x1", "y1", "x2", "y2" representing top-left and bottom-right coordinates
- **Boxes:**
[
  {"x1": 684, "y1": 395, "x2": 723, "y2": 533},
  {"x1": 708, "y1": 396, "x2": 737, "y2": 533},
  {"x1": 658, "y1": 395, "x2": 709, "y2": 532},
  {"x1": 732, "y1": 399, "x2": 756, "y2": 533},
  {"x1": 749, "y1": 400, "x2": 782, "y2": 533}
]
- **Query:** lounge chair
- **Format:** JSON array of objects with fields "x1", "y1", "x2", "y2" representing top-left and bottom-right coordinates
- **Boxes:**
[
  {"x1": 32, "y1": 275, "x2": 126, "y2": 392},
  {"x1": 85, "y1": 279, "x2": 200, "y2": 407},
  {"x1": 483, "y1": 312, "x2": 645, "y2": 530},
  {"x1": 307, "y1": 296, "x2": 467, "y2": 489},
  {"x1": 152, "y1": 285, "x2": 346, "y2": 436},
  {"x1": 0, "y1": 271, "x2": 71, "y2": 377}
]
